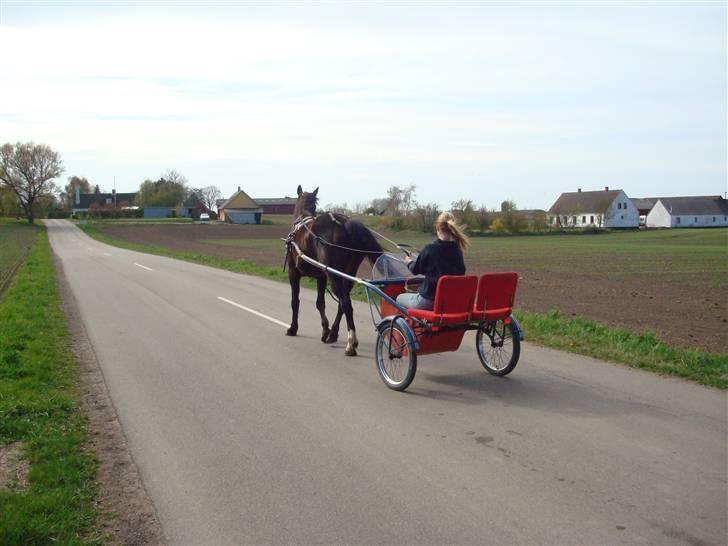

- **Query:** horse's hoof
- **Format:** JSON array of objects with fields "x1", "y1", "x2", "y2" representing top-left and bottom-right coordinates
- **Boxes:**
[
  {"x1": 286, "y1": 328, "x2": 297, "y2": 336},
  {"x1": 325, "y1": 332, "x2": 338, "y2": 344},
  {"x1": 320, "y1": 329, "x2": 330, "y2": 342},
  {"x1": 345, "y1": 347, "x2": 357, "y2": 357}
]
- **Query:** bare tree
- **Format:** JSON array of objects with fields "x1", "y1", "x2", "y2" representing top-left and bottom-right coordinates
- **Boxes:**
[
  {"x1": 0, "y1": 142, "x2": 64, "y2": 223},
  {"x1": 198, "y1": 185, "x2": 222, "y2": 212},
  {"x1": 385, "y1": 184, "x2": 416, "y2": 216}
]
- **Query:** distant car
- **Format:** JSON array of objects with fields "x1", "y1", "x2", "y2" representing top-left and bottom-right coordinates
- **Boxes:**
[{"x1": 199, "y1": 213, "x2": 210, "y2": 222}]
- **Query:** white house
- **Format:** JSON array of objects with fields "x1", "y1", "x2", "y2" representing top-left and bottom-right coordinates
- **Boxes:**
[
  {"x1": 548, "y1": 187, "x2": 639, "y2": 229},
  {"x1": 646, "y1": 196, "x2": 728, "y2": 228}
]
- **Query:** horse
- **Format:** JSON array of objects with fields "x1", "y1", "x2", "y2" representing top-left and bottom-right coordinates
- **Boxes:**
[{"x1": 285, "y1": 186, "x2": 383, "y2": 356}]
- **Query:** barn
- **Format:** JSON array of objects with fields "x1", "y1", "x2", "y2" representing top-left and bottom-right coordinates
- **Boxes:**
[{"x1": 253, "y1": 197, "x2": 297, "y2": 215}]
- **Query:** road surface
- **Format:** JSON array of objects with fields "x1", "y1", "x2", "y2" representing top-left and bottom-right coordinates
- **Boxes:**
[{"x1": 47, "y1": 220, "x2": 726, "y2": 545}]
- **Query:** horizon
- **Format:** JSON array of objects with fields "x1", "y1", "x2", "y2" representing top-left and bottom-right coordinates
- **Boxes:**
[{"x1": 1, "y1": 2, "x2": 725, "y2": 211}]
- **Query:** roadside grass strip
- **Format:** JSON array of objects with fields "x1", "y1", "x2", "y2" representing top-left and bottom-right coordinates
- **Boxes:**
[
  {"x1": 516, "y1": 311, "x2": 728, "y2": 389},
  {"x1": 0, "y1": 230, "x2": 99, "y2": 544},
  {"x1": 80, "y1": 223, "x2": 728, "y2": 389}
]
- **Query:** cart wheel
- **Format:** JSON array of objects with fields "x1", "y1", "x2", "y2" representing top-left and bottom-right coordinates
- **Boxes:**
[
  {"x1": 476, "y1": 318, "x2": 520, "y2": 376},
  {"x1": 375, "y1": 320, "x2": 417, "y2": 391}
]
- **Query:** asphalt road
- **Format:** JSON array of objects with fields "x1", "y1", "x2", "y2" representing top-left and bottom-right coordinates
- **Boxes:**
[{"x1": 47, "y1": 220, "x2": 727, "y2": 545}]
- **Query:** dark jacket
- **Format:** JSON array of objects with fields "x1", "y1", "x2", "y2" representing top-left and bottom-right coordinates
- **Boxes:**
[{"x1": 407, "y1": 239, "x2": 466, "y2": 300}]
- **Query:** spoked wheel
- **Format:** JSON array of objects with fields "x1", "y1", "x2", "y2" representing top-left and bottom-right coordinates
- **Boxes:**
[
  {"x1": 476, "y1": 318, "x2": 520, "y2": 376},
  {"x1": 375, "y1": 321, "x2": 417, "y2": 391}
]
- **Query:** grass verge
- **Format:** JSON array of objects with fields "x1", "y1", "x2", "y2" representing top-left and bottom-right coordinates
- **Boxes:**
[
  {"x1": 515, "y1": 311, "x2": 727, "y2": 389},
  {"x1": 80, "y1": 223, "x2": 728, "y2": 389},
  {"x1": 0, "y1": 229, "x2": 99, "y2": 544}
]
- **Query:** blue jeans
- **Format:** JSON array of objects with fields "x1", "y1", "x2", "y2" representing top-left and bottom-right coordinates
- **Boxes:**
[{"x1": 396, "y1": 292, "x2": 434, "y2": 310}]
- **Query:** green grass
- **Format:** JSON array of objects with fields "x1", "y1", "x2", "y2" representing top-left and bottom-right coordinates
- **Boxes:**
[
  {"x1": 0, "y1": 219, "x2": 40, "y2": 295},
  {"x1": 0, "y1": 229, "x2": 99, "y2": 544},
  {"x1": 515, "y1": 310, "x2": 727, "y2": 388},
  {"x1": 81, "y1": 223, "x2": 727, "y2": 389}
]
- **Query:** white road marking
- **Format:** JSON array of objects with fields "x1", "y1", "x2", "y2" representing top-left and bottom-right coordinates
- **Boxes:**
[
  {"x1": 217, "y1": 296, "x2": 289, "y2": 328},
  {"x1": 87, "y1": 247, "x2": 93, "y2": 251},
  {"x1": 135, "y1": 263, "x2": 153, "y2": 271},
  {"x1": 103, "y1": 253, "x2": 113, "y2": 257}
]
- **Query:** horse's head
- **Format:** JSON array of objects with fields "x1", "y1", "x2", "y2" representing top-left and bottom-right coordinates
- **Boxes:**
[{"x1": 294, "y1": 185, "x2": 319, "y2": 218}]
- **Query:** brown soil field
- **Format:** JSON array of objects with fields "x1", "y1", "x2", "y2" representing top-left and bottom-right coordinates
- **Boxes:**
[{"x1": 97, "y1": 223, "x2": 728, "y2": 354}]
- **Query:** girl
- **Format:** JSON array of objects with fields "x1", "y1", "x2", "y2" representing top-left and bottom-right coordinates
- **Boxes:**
[{"x1": 396, "y1": 212, "x2": 469, "y2": 310}]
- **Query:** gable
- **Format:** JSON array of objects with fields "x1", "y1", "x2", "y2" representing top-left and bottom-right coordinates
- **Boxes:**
[
  {"x1": 549, "y1": 190, "x2": 622, "y2": 215},
  {"x1": 220, "y1": 190, "x2": 259, "y2": 210}
]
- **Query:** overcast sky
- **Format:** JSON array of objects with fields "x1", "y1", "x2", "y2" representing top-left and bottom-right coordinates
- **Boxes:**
[{"x1": 1, "y1": 1, "x2": 725, "y2": 210}]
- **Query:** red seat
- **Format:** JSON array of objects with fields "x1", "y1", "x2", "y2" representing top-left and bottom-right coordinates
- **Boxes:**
[
  {"x1": 407, "y1": 275, "x2": 478, "y2": 324},
  {"x1": 471, "y1": 272, "x2": 518, "y2": 321}
]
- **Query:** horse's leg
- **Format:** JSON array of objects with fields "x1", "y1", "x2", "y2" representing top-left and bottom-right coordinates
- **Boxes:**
[
  {"x1": 326, "y1": 277, "x2": 345, "y2": 343},
  {"x1": 316, "y1": 276, "x2": 330, "y2": 342},
  {"x1": 341, "y1": 289, "x2": 358, "y2": 356},
  {"x1": 286, "y1": 269, "x2": 301, "y2": 336}
]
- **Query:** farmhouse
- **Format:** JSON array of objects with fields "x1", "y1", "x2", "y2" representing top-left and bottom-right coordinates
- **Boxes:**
[
  {"x1": 645, "y1": 196, "x2": 728, "y2": 228},
  {"x1": 217, "y1": 187, "x2": 263, "y2": 224},
  {"x1": 72, "y1": 188, "x2": 137, "y2": 215},
  {"x1": 253, "y1": 197, "x2": 297, "y2": 215},
  {"x1": 548, "y1": 187, "x2": 639, "y2": 229}
]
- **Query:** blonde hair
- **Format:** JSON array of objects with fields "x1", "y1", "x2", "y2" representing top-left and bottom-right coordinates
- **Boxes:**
[{"x1": 436, "y1": 212, "x2": 470, "y2": 252}]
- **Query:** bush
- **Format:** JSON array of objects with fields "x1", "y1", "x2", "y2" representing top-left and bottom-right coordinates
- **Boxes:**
[
  {"x1": 490, "y1": 218, "x2": 506, "y2": 233},
  {"x1": 47, "y1": 211, "x2": 71, "y2": 219}
]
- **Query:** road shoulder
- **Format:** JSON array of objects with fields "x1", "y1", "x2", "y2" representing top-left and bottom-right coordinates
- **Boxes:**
[{"x1": 54, "y1": 253, "x2": 164, "y2": 544}]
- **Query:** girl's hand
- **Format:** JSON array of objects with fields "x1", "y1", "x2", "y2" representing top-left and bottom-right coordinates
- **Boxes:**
[{"x1": 405, "y1": 255, "x2": 413, "y2": 264}]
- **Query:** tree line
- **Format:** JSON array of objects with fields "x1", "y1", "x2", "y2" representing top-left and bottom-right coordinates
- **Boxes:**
[
  {"x1": 325, "y1": 184, "x2": 549, "y2": 234},
  {"x1": 2, "y1": 141, "x2": 546, "y2": 232},
  {"x1": 0, "y1": 142, "x2": 222, "y2": 223}
]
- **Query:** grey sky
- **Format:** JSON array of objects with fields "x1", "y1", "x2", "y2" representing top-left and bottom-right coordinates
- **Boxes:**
[{"x1": 1, "y1": 1, "x2": 725, "y2": 209}]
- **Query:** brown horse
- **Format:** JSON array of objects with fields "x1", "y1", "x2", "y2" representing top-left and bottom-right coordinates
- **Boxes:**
[{"x1": 285, "y1": 186, "x2": 383, "y2": 356}]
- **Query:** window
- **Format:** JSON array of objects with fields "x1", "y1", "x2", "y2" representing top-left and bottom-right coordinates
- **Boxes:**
[
  {"x1": 621, "y1": 215, "x2": 624, "y2": 220},
  {"x1": 590, "y1": 215, "x2": 594, "y2": 224},
  {"x1": 694, "y1": 217, "x2": 698, "y2": 222},
  {"x1": 572, "y1": 216, "x2": 576, "y2": 224},
  {"x1": 617, "y1": 203, "x2": 621, "y2": 210},
  {"x1": 582, "y1": 215, "x2": 586, "y2": 223},
  {"x1": 713, "y1": 217, "x2": 716, "y2": 223},
  {"x1": 677, "y1": 217, "x2": 681, "y2": 224}
]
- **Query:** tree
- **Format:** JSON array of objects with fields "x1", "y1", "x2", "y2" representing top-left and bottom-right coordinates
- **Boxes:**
[
  {"x1": 60, "y1": 175, "x2": 91, "y2": 209},
  {"x1": 500, "y1": 200, "x2": 527, "y2": 233},
  {"x1": 0, "y1": 185, "x2": 21, "y2": 217},
  {"x1": 197, "y1": 185, "x2": 222, "y2": 212},
  {"x1": 385, "y1": 184, "x2": 416, "y2": 216},
  {"x1": 413, "y1": 202, "x2": 441, "y2": 232},
  {"x1": 137, "y1": 170, "x2": 189, "y2": 207},
  {"x1": 0, "y1": 142, "x2": 64, "y2": 223}
]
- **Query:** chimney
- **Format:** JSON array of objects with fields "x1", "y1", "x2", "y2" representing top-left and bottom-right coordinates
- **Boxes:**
[
  {"x1": 75, "y1": 186, "x2": 80, "y2": 205},
  {"x1": 605, "y1": 186, "x2": 609, "y2": 191},
  {"x1": 578, "y1": 188, "x2": 582, "y2": 192},
  {"x1": 238, "y1": 186, "x2": 241, "y2": 192}
]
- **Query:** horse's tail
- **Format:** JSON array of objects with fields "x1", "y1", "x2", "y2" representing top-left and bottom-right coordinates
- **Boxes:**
[{"x1": 346, "y1": 220, "x2": 383, "y2": 265}]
